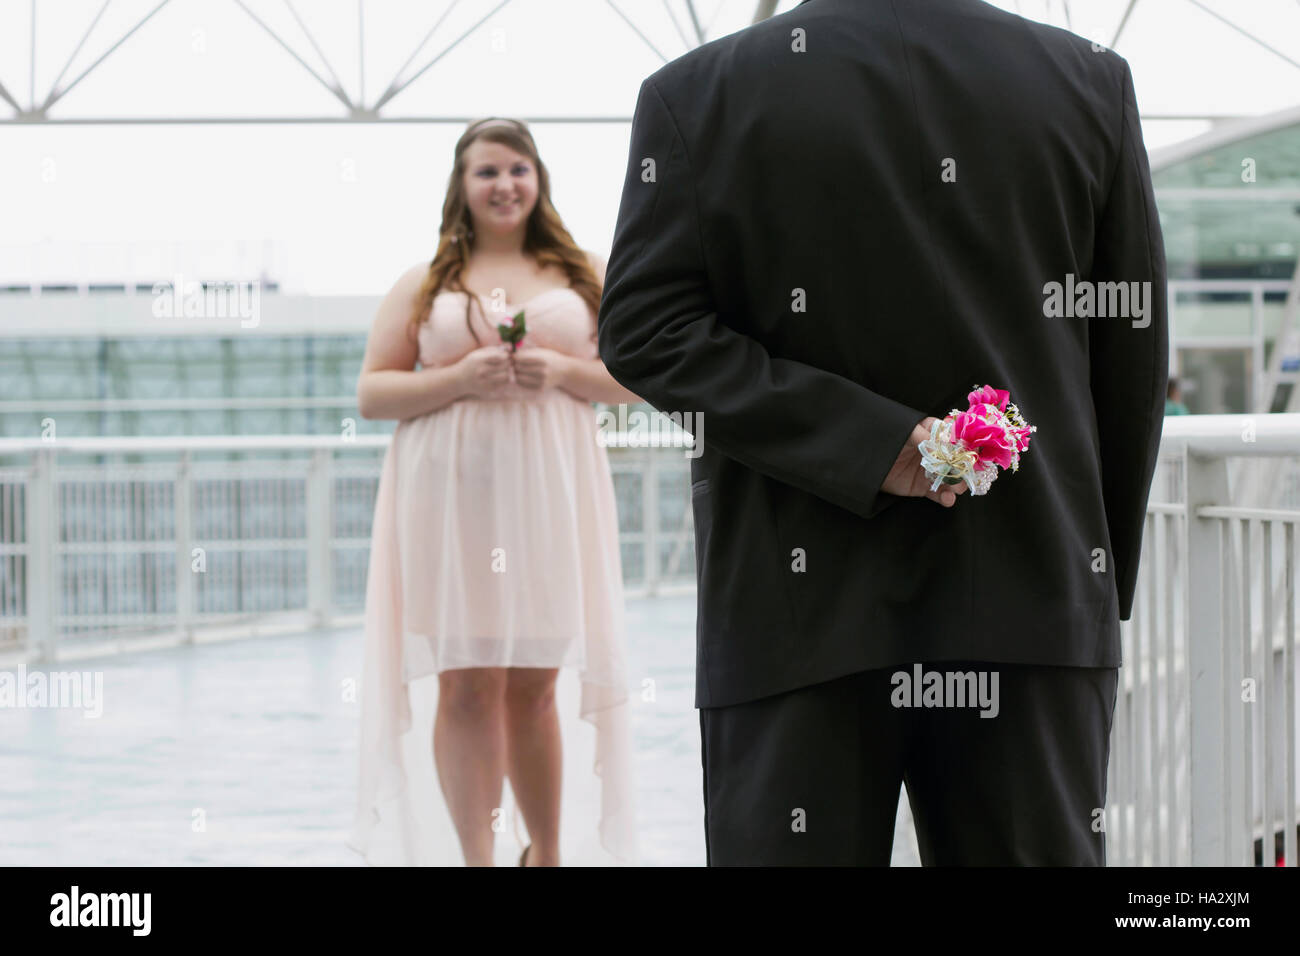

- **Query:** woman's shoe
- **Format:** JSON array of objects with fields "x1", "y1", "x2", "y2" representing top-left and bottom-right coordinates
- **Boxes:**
[{"x1": 518, "y1": 844, "x2": 531, "y2": 867}]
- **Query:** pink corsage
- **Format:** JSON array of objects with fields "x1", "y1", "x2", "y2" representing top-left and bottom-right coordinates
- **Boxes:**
[{"x1": 917, "y1": 384, "x2": 1036, "y2": 496}]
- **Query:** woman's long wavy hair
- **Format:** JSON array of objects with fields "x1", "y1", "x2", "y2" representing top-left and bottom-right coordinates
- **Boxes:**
[{"x1": 409, "y1": 117, "x2": 602, "y2": 347}]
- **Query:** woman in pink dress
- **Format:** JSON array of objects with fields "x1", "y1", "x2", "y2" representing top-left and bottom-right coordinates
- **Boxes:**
[{"x1": 350, "y1": 117, "x2": 642, "y2": 866}]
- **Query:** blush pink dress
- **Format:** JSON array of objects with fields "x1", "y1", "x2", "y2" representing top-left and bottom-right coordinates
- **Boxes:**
[{"x1": 349, "y1": 286, "x2": 638, "y2": 866}]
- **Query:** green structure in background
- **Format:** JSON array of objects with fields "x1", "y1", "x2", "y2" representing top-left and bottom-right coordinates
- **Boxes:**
[{"x1": 1151, "y1": 104, "x2": 1300, "y2": 415}]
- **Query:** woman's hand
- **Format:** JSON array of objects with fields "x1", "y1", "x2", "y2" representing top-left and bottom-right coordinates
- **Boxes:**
[
  {"x1": 456, "y1": 345, "x2": 512, "y2": 398},
  {"x1": 511, "y1": 347, "x2": 571, "y2": 391}
]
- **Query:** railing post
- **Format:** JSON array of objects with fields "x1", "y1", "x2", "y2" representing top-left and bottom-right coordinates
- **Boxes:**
[
  {"x1": 1186, "y1": 450, "x2": 1231, "y2": 864},
  {"x1": 27, "y1": 447, "x2": 58, "y2": 662},
  {"x1": 175, "y1": 450, "x2": 193, "y2": 643},
  {"x1": 644, "y1": 447, "x2": 659, "y2": 597},
  {"x1": 306, "y1": 447, "x2": 333, "y2": 628}
]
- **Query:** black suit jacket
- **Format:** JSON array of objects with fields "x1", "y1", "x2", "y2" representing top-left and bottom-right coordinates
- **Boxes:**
[{"x1": 597, "y1": 0, "x2": 1168, "y2": 709}]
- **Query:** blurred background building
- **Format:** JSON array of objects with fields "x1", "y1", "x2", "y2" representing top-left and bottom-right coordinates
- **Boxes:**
[{"x1": 1152, "y1": 105, "x2": 1300, "y2": 415}]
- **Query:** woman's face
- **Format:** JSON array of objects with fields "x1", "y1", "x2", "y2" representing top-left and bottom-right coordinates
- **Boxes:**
[{"x1": 462, "y1": 139, "x2": 539, "y2": 240}]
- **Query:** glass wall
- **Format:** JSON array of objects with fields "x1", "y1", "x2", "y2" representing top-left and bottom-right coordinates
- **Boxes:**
[
  {"x1": 0, "y1": 331, "x2": 373, "y2": 439},
  {"x1": 1152, "y1": 117, "x2": 1300, "y2": 414}
]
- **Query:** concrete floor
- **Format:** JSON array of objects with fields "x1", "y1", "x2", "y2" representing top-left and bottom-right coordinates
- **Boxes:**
[{"x1": 0, "y1": 594, "x2": 919, "y2": 866}]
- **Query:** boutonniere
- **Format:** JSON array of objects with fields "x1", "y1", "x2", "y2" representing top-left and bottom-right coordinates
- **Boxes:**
[
  {"x1": 918, "y1": 384, "x2": 1036, "y2": 496},
  {"x1": 496, "y1": 309, "x2": 527, "y2": 351}
]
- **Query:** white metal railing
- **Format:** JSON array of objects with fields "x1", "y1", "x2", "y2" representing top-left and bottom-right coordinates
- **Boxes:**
[
  {"x1": 0, "y1": 432, "x2": 695, "y2": 661},
  {"x1": 1106, "y1": 413, "x2": 1300, "y2": 867}
]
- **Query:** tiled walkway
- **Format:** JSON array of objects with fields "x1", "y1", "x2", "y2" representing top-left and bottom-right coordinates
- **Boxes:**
[{"x1": 0, "y1": 595, "x2": 920, "y2": 866}]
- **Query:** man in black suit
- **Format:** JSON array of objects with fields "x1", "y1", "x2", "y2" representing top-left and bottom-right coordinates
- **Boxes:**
[{"x1": 597, "y1": 0, "x2": 1167, "y2": 865}]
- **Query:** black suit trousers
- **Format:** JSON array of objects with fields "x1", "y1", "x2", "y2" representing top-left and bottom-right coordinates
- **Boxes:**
[{"x1": 699, "y1": 660, "x2": 1119, "y2": 866}]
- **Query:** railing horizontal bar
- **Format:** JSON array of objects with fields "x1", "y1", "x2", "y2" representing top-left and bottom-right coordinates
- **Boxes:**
[
  {"x1": 1161, "y1": 414, "x2": 1300, "y2": 457},
  {"x1": 51, "y1": 611, "x2": 317, "y2": 628},
  {"x1": 55, "y1": 539, "x2": 309, "y2": 553},
  {"x1": 0, "y1": 429, "x2": 682, "y2": 455},
  {"x1": 1168, "y1": 280, "x2": 1296, "y2": 292},
  {"x1": 1198, "y1": 506, "x2": 1300, "y2": 522},
  {"x1": 0, "y1": 397, "x2": 362, "y2": 413},
  {"x1": 0, "y1": 435, "x2": 390, "y2": 453}
]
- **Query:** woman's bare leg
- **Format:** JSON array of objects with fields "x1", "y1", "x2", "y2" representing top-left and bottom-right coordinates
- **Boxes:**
[
  {"x1": 504, "y1": 667, "x2": 562, "y2": 866},
  {"x1": 435, "y1": 667, "x2": 508, "y2": 866}
]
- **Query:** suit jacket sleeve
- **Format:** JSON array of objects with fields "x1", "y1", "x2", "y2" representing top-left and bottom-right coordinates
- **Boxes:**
[
  {"x1": 597, "y1": 78, "x2": 929, "y2": 521},
  {"x1": 1089, "y1": 58, "x2": 1170, "y2": 621}
]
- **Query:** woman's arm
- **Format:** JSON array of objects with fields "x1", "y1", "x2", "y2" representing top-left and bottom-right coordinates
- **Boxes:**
[
  {"x1": 557, "y1": 355, "x2": 644, "y2": 405},
  {"x1": 356, "y1": 263, "x2": 471, "y2": 421},
  {"x1": 558, "y1": 250, "x2": 644, "y2": 406}
]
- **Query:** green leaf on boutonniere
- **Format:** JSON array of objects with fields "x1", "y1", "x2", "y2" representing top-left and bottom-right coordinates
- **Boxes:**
[{"x1": 496, "y1": 309, "x2": 527, "y2": 351}]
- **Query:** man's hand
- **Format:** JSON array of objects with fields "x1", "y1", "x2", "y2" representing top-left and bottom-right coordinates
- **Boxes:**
[{"x1": 880, "y1": 416, "x2": 969, "y2": 508}]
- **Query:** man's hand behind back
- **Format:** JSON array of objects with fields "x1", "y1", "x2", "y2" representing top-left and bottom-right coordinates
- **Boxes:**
[{"x1": 881, "y1": 416, "x2": 969, "y2": 508}]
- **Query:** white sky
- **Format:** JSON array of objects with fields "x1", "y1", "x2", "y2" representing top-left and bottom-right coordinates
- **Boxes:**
[{"x1": 1, "y1": 0, "x2": 1298, "y2": 295}]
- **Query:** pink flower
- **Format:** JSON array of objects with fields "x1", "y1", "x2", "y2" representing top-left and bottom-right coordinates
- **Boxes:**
[
  {"x1": 967, "y1": 385, "x2": 1010, "y2": 411},
  {"x1": 950, "y1": 409, "x2": 1018, "y2": 470}
]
